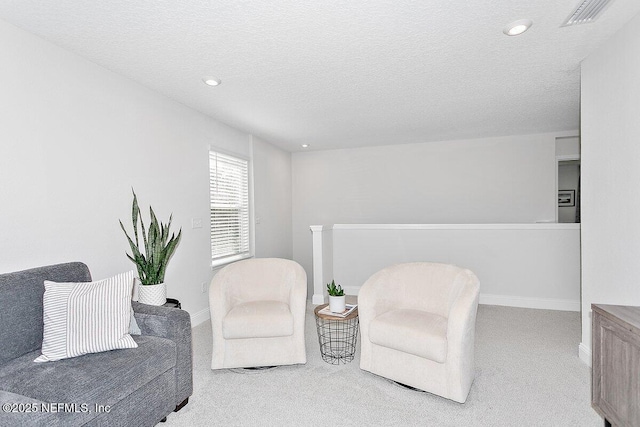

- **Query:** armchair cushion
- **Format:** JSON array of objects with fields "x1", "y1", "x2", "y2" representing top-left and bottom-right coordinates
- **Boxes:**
[
  {"x1": 370, "y1": 309, "x2": 448, "y2": 363},
  {"x1": 223, "y1": 301, "x2": 293, "y2": 339}
]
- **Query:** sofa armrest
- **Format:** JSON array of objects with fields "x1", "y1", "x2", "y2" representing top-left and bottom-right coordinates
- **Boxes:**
[{"x1": 131, "y1": 302, "x2": 193, "y2": 407}]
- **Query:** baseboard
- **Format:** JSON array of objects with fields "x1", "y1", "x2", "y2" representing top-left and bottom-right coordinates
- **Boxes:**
[
  {"x1": 479, "y1": 293, "x2": 580, "y2": 312},
  {"x1": 190, "y1": 307, "x2": 210, "y2": 327},
  {"x1": 578, "y1": 342, "x2": 592, "y2": 367}
]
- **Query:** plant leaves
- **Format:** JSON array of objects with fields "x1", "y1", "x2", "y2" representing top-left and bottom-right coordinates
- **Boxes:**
[
  {"x1": 132, "y1": 188, "x2": 140, "y2": 247},
  {"x1": 120, "y1": 192, "x2": 182, "y2": 285}
]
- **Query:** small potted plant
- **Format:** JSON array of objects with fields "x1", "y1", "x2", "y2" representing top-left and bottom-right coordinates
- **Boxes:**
[
  {"x1": 327, "y1": 280, "x2": 346, "y2": 313},
  {"x1": 120, "y1": 190, "x2": 182, "y2": 306}
]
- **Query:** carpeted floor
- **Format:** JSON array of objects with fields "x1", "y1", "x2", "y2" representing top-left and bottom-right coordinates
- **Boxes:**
[{"x1": 164, "y1": 304, "x2": 601, "y2": 426}]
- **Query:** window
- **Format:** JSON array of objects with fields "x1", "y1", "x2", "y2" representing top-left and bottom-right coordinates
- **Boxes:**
[{"x1": 209, "y1": 150, "x2": 250, "y2": 267}]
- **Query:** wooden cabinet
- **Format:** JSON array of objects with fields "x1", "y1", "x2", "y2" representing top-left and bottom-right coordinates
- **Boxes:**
[{"x1": 592, "y1": 304, "x2": 640, "y2": 427}]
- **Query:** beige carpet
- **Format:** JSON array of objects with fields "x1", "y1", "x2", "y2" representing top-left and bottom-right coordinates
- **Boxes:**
[{"x1": 164, "y1": 304, "x2": 601, "y2": 427}]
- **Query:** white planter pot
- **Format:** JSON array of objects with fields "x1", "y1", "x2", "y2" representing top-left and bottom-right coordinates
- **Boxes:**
[
  {"x1": 329, "y1": 295, "x2": 346, "y2": 313},
  {"x1": 138, "y1": 282, "x2": 167, "y2": 306}
]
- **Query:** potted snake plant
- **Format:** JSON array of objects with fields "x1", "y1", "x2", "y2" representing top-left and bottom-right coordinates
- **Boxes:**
[
  {"x1": 327, "y1": 280, "x2": 346, "y2": 313},
  {"x1": 120, "y1": 190, "x2": 182, "y2": 305}
]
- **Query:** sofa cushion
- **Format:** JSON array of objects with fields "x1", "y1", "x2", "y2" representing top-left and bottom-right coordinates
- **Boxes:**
[
  {"x1": 369, "y1": 309, "x2": 448, "y2": 363},
  {"x1": 0, "y1": 263, "x2": 92, "y2": 365},
  {"x1": 223, "y1": 301, "x2": 293, "y2": 339},
  {"x1": 0, "y1": 335, "x2": 176, "y2": 425}
]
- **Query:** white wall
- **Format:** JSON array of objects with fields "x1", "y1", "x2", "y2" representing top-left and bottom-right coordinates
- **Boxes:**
[
  {"x1": 317, "y1": 224, "x2": 581, "y2": 311},
  {"x1": 252, "y1": 136, "x2": 293, "y2": 259},
  {"x1": 580, "y1": 11, "x2": 640, "y2": 364},
  {"x1": 0, "y1": 19, "x2": 292, "y2": 323},
  {"x1": 555, "y1": 136, "x2": 581, "y2": 157},
  {"x1": 293, "y1": 133, "x2": 564, "y2": 293}
]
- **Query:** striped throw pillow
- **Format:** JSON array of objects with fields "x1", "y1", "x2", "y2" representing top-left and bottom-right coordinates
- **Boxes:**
[{"x1": 35, "y1": 270, "x2": 138, "y2": 362}]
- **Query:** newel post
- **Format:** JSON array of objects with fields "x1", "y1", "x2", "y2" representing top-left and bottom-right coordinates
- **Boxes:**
[{"x1": 310, "y1": 225, "x2": 333, "y2": 305}]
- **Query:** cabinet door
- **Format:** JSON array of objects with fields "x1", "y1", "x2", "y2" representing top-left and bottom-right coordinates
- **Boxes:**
[{"x1": 593, "y1": 314, "x2": 640, "y2": 426}]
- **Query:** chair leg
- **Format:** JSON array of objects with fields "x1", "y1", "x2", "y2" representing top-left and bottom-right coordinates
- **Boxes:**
[
  {"x1": 160, "y1": 417, "x2": 167, "y2": 422},
  {"x1": 174, "y1": 397, "x2": 189, "y2": 412}
]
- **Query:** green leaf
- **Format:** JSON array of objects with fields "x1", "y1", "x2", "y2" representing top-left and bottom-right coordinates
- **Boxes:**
[
  {"x1": 132, "y1": 189, "x2": 140, "y2": 247},
  {"x1": 326, "y1": 279, "x2": 344, "y2": 296},
  {"x1": 119, "y1": 191, "x2": 182, "y2": 286}
]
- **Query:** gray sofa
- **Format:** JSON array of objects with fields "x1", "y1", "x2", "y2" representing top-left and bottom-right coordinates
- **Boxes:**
[{"x1": 0, "y1": 262, "x2": 193, "y2": 426}]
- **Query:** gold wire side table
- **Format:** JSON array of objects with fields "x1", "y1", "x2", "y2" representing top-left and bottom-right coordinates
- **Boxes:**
[{"x1": 314, "y1": 304, "x2": 359, "y2": 365}]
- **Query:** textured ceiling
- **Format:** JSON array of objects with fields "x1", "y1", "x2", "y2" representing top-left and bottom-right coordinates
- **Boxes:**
[{"x1": 1, "y1": 1, "x2": 639, "y2": 151}]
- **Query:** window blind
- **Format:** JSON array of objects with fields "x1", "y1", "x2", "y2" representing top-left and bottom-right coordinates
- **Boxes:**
[{"x1": 209, "y1": 150, "x2": 250, "y2": 264}]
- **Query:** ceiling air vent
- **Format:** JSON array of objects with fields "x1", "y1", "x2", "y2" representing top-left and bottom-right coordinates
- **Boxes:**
[{"x1": 561, "y1": 0, "x2": 614, "y2": 26}]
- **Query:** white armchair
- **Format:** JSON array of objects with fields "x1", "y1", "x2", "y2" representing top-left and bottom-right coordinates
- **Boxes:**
[
  {"x1": 359, "y1": 262, "x2": 480, "y2": 403},
  {"x1": 209, "y1": 258, "x2": 307, "y2": 370}
]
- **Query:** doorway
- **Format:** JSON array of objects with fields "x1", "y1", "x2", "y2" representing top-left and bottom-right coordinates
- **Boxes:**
[{"x1": 557, "y1": 159, "x2": 580, "y2": 223}]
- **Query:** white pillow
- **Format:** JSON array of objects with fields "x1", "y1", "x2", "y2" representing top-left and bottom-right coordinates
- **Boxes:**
[{"x1": 35, "y1": 270, "x2": 138, "y2": 362}]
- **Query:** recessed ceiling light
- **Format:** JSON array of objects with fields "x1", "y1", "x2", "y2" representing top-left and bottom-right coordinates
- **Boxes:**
[
  {"x1": 203, "y1": 77, "x2": 221, "y2": 86},
  {"x1": 503, "y1": 19, "x2": 533, "y2": 36},
  {"x1": 301, "y1": 144, "x2": 310, "y2": 148}
]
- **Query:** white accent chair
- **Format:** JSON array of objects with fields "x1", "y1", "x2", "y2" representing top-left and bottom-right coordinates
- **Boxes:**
[
  {"x1": 359, "y1": 262, "x2": 480, "y2": 403},
  {"x1": 209, "y1": 258, "x2": 307, "y2": 369}
]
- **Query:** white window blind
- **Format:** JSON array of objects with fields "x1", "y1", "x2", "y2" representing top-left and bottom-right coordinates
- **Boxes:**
[{"x1": 209, "y1": 150, "x2": 250, "y2": 265}]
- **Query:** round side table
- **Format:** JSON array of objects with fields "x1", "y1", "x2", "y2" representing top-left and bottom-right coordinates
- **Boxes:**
[{"x1": 314, "y1": 304, "x2": 359, "y2": 365}]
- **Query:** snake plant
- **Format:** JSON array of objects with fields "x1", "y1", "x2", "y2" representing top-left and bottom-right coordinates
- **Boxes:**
[{"x1": 120, "y1": 190, "x2": 182, "y2": 285}]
